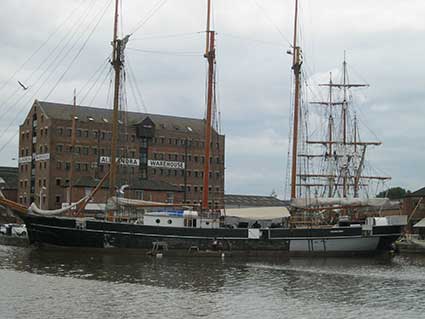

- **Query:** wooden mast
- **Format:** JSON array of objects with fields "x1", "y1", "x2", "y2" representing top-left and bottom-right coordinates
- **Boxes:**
[
  {"x1": 290, "y1": 0, "x2": 301, "y2": 199},
  {"x1": 342, "y1": 53, "x2": 348, "y2": 197},
  {"x1": 327, "y1": 73, "x2": 334, "y2": 197},
  {"x1": 68, "y1": 89, "x2": 77, "y2": 206},
  {"x1": 202, "y1": 0, "x2": 215, "y2": 210},
  {"x1": 109, "y1": 0, "x2": 121, "y2": 198},
  {"x1": 354, "y1": 113, "x2": 357, "y2": 153},
  {"x1": 328, "y1": 73, "x2": 333, "y2": 157}
]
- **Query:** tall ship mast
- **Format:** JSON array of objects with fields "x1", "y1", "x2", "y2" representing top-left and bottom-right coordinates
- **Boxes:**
[
  {"x1": 202, "y1": 0, "x2": 216, "y2": 211},
  {"x1": 109, "y1": 0, "x2": 128, "y2": 198},
  {"x1": 290, "y1": 0, "x2": 301, "y2": 200}
]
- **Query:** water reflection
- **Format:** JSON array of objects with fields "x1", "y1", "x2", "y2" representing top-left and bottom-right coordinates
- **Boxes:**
[
  {"x1": 1, "y1": 245, "x2": 425, "y2": 319},
  {"x1": 1, "y1": 246, "x2": 239, "y2": 292}
]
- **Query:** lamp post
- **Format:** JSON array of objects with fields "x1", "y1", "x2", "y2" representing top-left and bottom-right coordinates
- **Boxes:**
[{"x1": 39, "y1": 186, "x2": 46, "y2": 209}]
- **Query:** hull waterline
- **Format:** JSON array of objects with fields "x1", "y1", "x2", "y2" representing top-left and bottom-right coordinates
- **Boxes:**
[{"x1": 19, "y1": 213, "x2": 403, "y2": 257}]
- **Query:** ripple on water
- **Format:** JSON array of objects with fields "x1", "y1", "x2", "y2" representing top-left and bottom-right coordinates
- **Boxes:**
[{"x1": 1, "y1": 246, "x2": 425, "y2": 319}]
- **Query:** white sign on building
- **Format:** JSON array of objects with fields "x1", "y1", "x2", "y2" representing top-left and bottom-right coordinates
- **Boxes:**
[
  {"x1": 35, "y1": 153, "x2": 50, "y2": 161},
  {"x1": 18, "y1": 156, "x2": 32, "y2": 164},
  {"x1": 147, "y1": 160, "x2": 185, "y2": 170},
  {"x1": 19, "y1": 154, "x2": 50, "y2": 163},
  {"x1": 99, "y1": 156, "x2": 140, "y2": 166}
]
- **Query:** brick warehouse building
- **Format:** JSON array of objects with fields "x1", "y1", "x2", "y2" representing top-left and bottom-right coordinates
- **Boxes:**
[{"x1": 18, "y1": 100, "x2": 225, "y2": 210}]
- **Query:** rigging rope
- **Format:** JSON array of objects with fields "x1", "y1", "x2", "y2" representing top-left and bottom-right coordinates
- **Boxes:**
[
  {"x1": 250, "y1": 0, "x2": 291, "y2": 46},
  {"x1": 88, "y1": 67, "x2": 113, "y2": 107},
  {"x1": 128, "y1": 0, "x2": 169, "y2": 35},
  {"x1": 44, "y1": 0, "x2": 114, "y2": 99},
  {"x1": 0, "y1": 0, "x2": 90, "y2": 96},
  {"x1": 126, "y1": 56, "x2": 148, "y2": 113},
  {"x1": 0, "y1": 0, "x2": 111, "y2": 151},
  {"x1": 79, "y1": 56, "x2": 111, "y2": 104},
  {"x1": 0, "y1": 0, "x2": 99, "y2": 123},
  {"x1": 131, "y1": 32, "x2": 201, "y2": 41},
  {"x1": 126, "y1": 47, "x2": 200, "y2": 57}
]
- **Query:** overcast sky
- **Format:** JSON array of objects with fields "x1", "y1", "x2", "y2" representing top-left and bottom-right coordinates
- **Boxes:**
[{"x1": 0, "y1": 0, "x2": 424, "y2": 198}]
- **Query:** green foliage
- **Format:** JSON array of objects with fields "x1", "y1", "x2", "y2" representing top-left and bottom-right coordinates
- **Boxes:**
[{"x1": 376, "y1": 187, "x2": 409, "y2": 199}]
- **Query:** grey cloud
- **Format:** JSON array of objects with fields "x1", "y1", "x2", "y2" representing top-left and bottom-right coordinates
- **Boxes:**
[{"x1": 1, "y1": 0, "x2": 425, "y2": 197}]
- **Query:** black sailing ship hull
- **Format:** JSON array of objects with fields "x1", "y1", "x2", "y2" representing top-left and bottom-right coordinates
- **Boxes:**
[
  {"x1": 19, "y1": 213, "x2": 402, "y2": 256},
  {"x1": 20, "y1": 214, "x2": 289, "y2": 257}
]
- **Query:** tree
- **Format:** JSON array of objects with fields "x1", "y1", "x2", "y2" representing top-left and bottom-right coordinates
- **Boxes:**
[{"x1": 376, "y1": 187, "x2": 410, "y2": 200}]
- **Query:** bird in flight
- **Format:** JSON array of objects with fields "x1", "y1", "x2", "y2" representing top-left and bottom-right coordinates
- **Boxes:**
[{"x1": 18, "y1": 81, "x2": 29, "y2": 90}]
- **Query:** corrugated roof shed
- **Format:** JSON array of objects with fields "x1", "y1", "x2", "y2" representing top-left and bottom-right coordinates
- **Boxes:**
[
  {"x1": 0, "y1": 166, "x2": 18, "y2": 190},
  {"x1": 225, "y1": 194, "x2": 289, "y2": 208},
  {"x1": 414, "y1": 218, "x2": 425, "y2": 228},
  {"x1": 405, "y1": 187, "x2": 425, "y2": 198},
  {"x1": 225, "y1": 206, "x2": 290, "y2": 219}
]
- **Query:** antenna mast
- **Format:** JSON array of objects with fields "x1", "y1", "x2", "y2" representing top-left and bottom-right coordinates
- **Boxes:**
[
  {"x1": 202, "y1": 0, "x2": 216, "y2": 210},
  {"x1": 290, "y1": 0, "x2": 301, "y2": 199}
]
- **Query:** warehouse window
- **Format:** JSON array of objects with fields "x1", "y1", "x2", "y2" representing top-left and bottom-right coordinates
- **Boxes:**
[{"x1": 135, "y1": 190, "x2": 144, "y2": 200}]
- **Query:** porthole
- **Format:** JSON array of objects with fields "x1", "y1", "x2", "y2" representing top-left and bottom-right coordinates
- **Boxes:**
[
  {"x1": 167, "y1": 219, "x2": 172, "y2": 224},
  {"x1": 155, "y1": 219, "x2": 160, "y2": 224},
  {"x1": 205, "y1": 221, "x2": 210, "y2": 225}
]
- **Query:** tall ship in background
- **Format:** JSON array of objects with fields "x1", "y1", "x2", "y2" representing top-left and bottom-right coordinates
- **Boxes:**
[
  {"x1": 0, "y1": 0, "x2": 406, "y2": 256},
  {"x1": 283, "y1": 0, "x2": 406, "y2": 254}
]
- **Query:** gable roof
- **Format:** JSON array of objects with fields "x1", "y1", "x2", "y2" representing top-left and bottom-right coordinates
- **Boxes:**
[
  {"x1": 0, "y1": 166, "x2": 18, "y2": 190},
  {"x1": 36, "y1": 100, "x2": 211, "y2": 136}
]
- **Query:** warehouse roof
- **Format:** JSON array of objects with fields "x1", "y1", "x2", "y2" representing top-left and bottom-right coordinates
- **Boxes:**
[{"x1": 35, "y1": 100, "x2": 215, "y2": 136}]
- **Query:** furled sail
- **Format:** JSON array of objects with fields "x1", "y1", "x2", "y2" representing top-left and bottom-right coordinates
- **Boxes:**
[
  {"x1": 291, "y1": 197, "x2": 390, "y2": 209},
  {"x1": 106, "y1": 196, "x2": 187, "y2": 209},
  {"x1": 29, "y1": 196, "x2": 89, "y2": 216}
]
